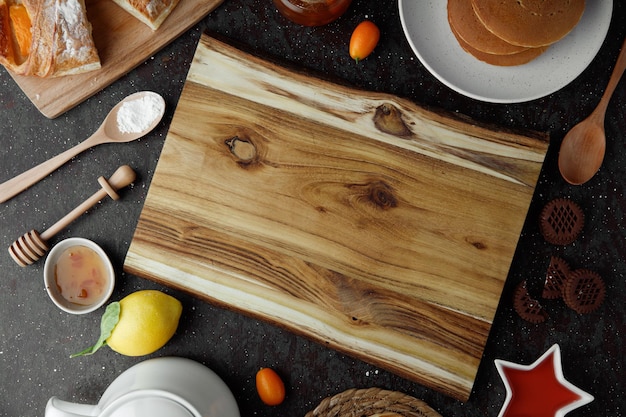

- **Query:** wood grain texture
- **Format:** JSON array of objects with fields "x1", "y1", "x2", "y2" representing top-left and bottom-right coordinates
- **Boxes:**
[
  {"x1": 8, "y1": 0, "x2": 224, "y2": 118},
  {"x1": 124, "y1": 34, "x2": 549, "y2": 401}
]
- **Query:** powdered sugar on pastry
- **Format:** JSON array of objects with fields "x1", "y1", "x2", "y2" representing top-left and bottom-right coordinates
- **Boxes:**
[
  {"x1": 1, "y1": 0, "x2": 100, "y2": 77},
  {"x1": 112, "y1": 0, "x2": 181, "y2": 30},
  {"x1": 52, "y1": 0, "x2": 101, "y2": 76}
]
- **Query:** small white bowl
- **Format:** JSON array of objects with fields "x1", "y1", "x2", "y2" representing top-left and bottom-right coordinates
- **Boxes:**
[{"x1": 43, "y1": 238, "x2": 115, "y2": 314}]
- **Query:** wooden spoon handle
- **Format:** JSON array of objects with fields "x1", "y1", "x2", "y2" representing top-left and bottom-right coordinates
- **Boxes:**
[
  {"x1": 39, "y1": 165, "x2": 136, "y2": 241},
  {"x1": 593, "y1": 36, "x2": 626, "y2": 120},
  {"x1": 0, "y1": 134, "x2": 104, "y2": 204}
]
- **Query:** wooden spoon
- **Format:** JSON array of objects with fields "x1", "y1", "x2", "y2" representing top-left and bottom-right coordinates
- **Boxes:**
[
  {"x1": 8, "y1": 165, "x2": 136, "y2": 266},
  {"x1": 558, "y1": 37, "x2": 626, "y2": 185},
  {"x1": 0, "y1": 91, "x2": 164, "y2": 203}
]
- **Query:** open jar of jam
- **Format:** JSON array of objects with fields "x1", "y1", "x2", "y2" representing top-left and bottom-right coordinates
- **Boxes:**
[{"x1": 273, "y1": 0, "x2": 353, "y2": 26}]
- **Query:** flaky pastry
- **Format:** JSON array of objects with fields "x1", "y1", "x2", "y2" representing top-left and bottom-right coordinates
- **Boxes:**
[
  {"x1": 0, "y1": 0, "x2": 100, "y2": 77},
  {"x1": 112, "y1": 0, "x2": 181, "y2": 31}
]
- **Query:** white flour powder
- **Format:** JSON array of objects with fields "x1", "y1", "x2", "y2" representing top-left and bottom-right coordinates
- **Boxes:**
[{"x1": 116, "y1": 94, "x2": 164, "y2": 134}]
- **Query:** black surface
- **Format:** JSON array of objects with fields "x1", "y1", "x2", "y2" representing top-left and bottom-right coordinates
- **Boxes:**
[{"x1": 1, "y1": 1, "x2": 625, "y2": 416}]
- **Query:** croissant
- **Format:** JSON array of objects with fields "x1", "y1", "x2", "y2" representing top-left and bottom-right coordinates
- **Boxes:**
[
  {"x1": 0, "y1": 0, "x2": 100, "y2": 77},
  {"x1": 112, "y1": 0, "x2": 181, "y2": 31}
]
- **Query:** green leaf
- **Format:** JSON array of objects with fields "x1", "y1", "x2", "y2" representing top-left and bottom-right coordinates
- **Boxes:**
[{"x1": 70, "y1": 302, "x2": 121, "y2": 358}]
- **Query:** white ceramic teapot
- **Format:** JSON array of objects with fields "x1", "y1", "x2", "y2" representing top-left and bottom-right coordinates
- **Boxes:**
[{"x1": 45, "y1": 357, "x2": 240, "y2": 417}]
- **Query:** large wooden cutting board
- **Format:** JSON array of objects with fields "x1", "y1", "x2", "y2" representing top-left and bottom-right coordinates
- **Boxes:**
[
  {"x1": 8, "y1": 0, "x2": 224, "y2": 119},
  {"x1": 125, "y1": 34, "x2": 549, "y2": 401}
]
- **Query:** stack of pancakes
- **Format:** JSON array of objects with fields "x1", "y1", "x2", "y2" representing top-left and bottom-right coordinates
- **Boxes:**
[{"x1": 448, "y1": 0, "x2": 585, "y2": 66}]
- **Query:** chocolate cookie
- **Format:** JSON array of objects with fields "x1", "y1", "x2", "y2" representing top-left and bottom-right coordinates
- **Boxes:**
[
  {"x1": 563, "y1": 269, "x2": 606, "y2": 314},
  {"x1": 542, "y1": 256, "x2": 570, "y2": 299},
  {"x1": 513, "y1": 280, "x2": 548, "y2": 323},
  {"x1": 539, "y1": 198, "x2": 584, "y2": 245}
]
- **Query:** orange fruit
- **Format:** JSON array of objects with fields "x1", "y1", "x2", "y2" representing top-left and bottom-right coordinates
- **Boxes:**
[
  {"x1": 9, "y1": 4, "x2": 31, "y2": 57},
  {"x1": 349, "y1": 20, "x2": 380, "y2": 63},
  {"x1": 255, "y1": 367, "x2": 286, "y2": 406}
]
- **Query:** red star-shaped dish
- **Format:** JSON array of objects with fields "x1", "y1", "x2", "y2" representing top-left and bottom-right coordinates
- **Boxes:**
[{"x1": 495, "y1": 344, "x2": 594, "y2": 417}]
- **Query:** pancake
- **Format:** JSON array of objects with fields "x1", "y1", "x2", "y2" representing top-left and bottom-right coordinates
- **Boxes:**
[
  {"x1": 447, "y1": 0, "x2": 528, "y2": 55},
  {"x1": 450, "y1": 23, "x2": 548, "y2": 66},
  {"x1": 471, "y1": 0, "x2": 585, "y2": 47}
]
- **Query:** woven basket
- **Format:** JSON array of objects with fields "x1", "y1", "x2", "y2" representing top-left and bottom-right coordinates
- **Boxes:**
[{"x1": 304, "y1": 388, "x2": 443, "y2": 417}]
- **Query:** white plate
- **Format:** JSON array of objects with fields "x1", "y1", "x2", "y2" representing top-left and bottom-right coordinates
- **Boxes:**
[{"x1": 398, "y1": 0, "x2": 613, "y2": 103}]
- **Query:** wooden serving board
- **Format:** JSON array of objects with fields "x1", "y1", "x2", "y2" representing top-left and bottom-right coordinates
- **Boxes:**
[
  {"x1": 124, "y1": 34, "x2": 549, "y2": 401},
  {"x1": 9, "y1": 0, "x2": 224, "y2": 119}
]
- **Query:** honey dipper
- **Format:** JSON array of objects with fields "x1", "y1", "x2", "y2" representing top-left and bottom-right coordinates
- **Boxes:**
[{"x1": 8, "y1": 165, "x2": 136, "y2": 267}]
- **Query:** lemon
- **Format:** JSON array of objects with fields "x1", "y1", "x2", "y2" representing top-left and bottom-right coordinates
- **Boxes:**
[
  {"x1": 107, "y1": 290, "x2": 182, "y2": 356},
  {"x1": 71, "y1": 290, "x2": 182, "y2": 357}
]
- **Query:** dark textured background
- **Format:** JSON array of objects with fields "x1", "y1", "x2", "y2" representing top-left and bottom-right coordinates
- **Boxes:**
[{"x1": 1, "y1": 1, "x2": 624, "y2": 416}]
